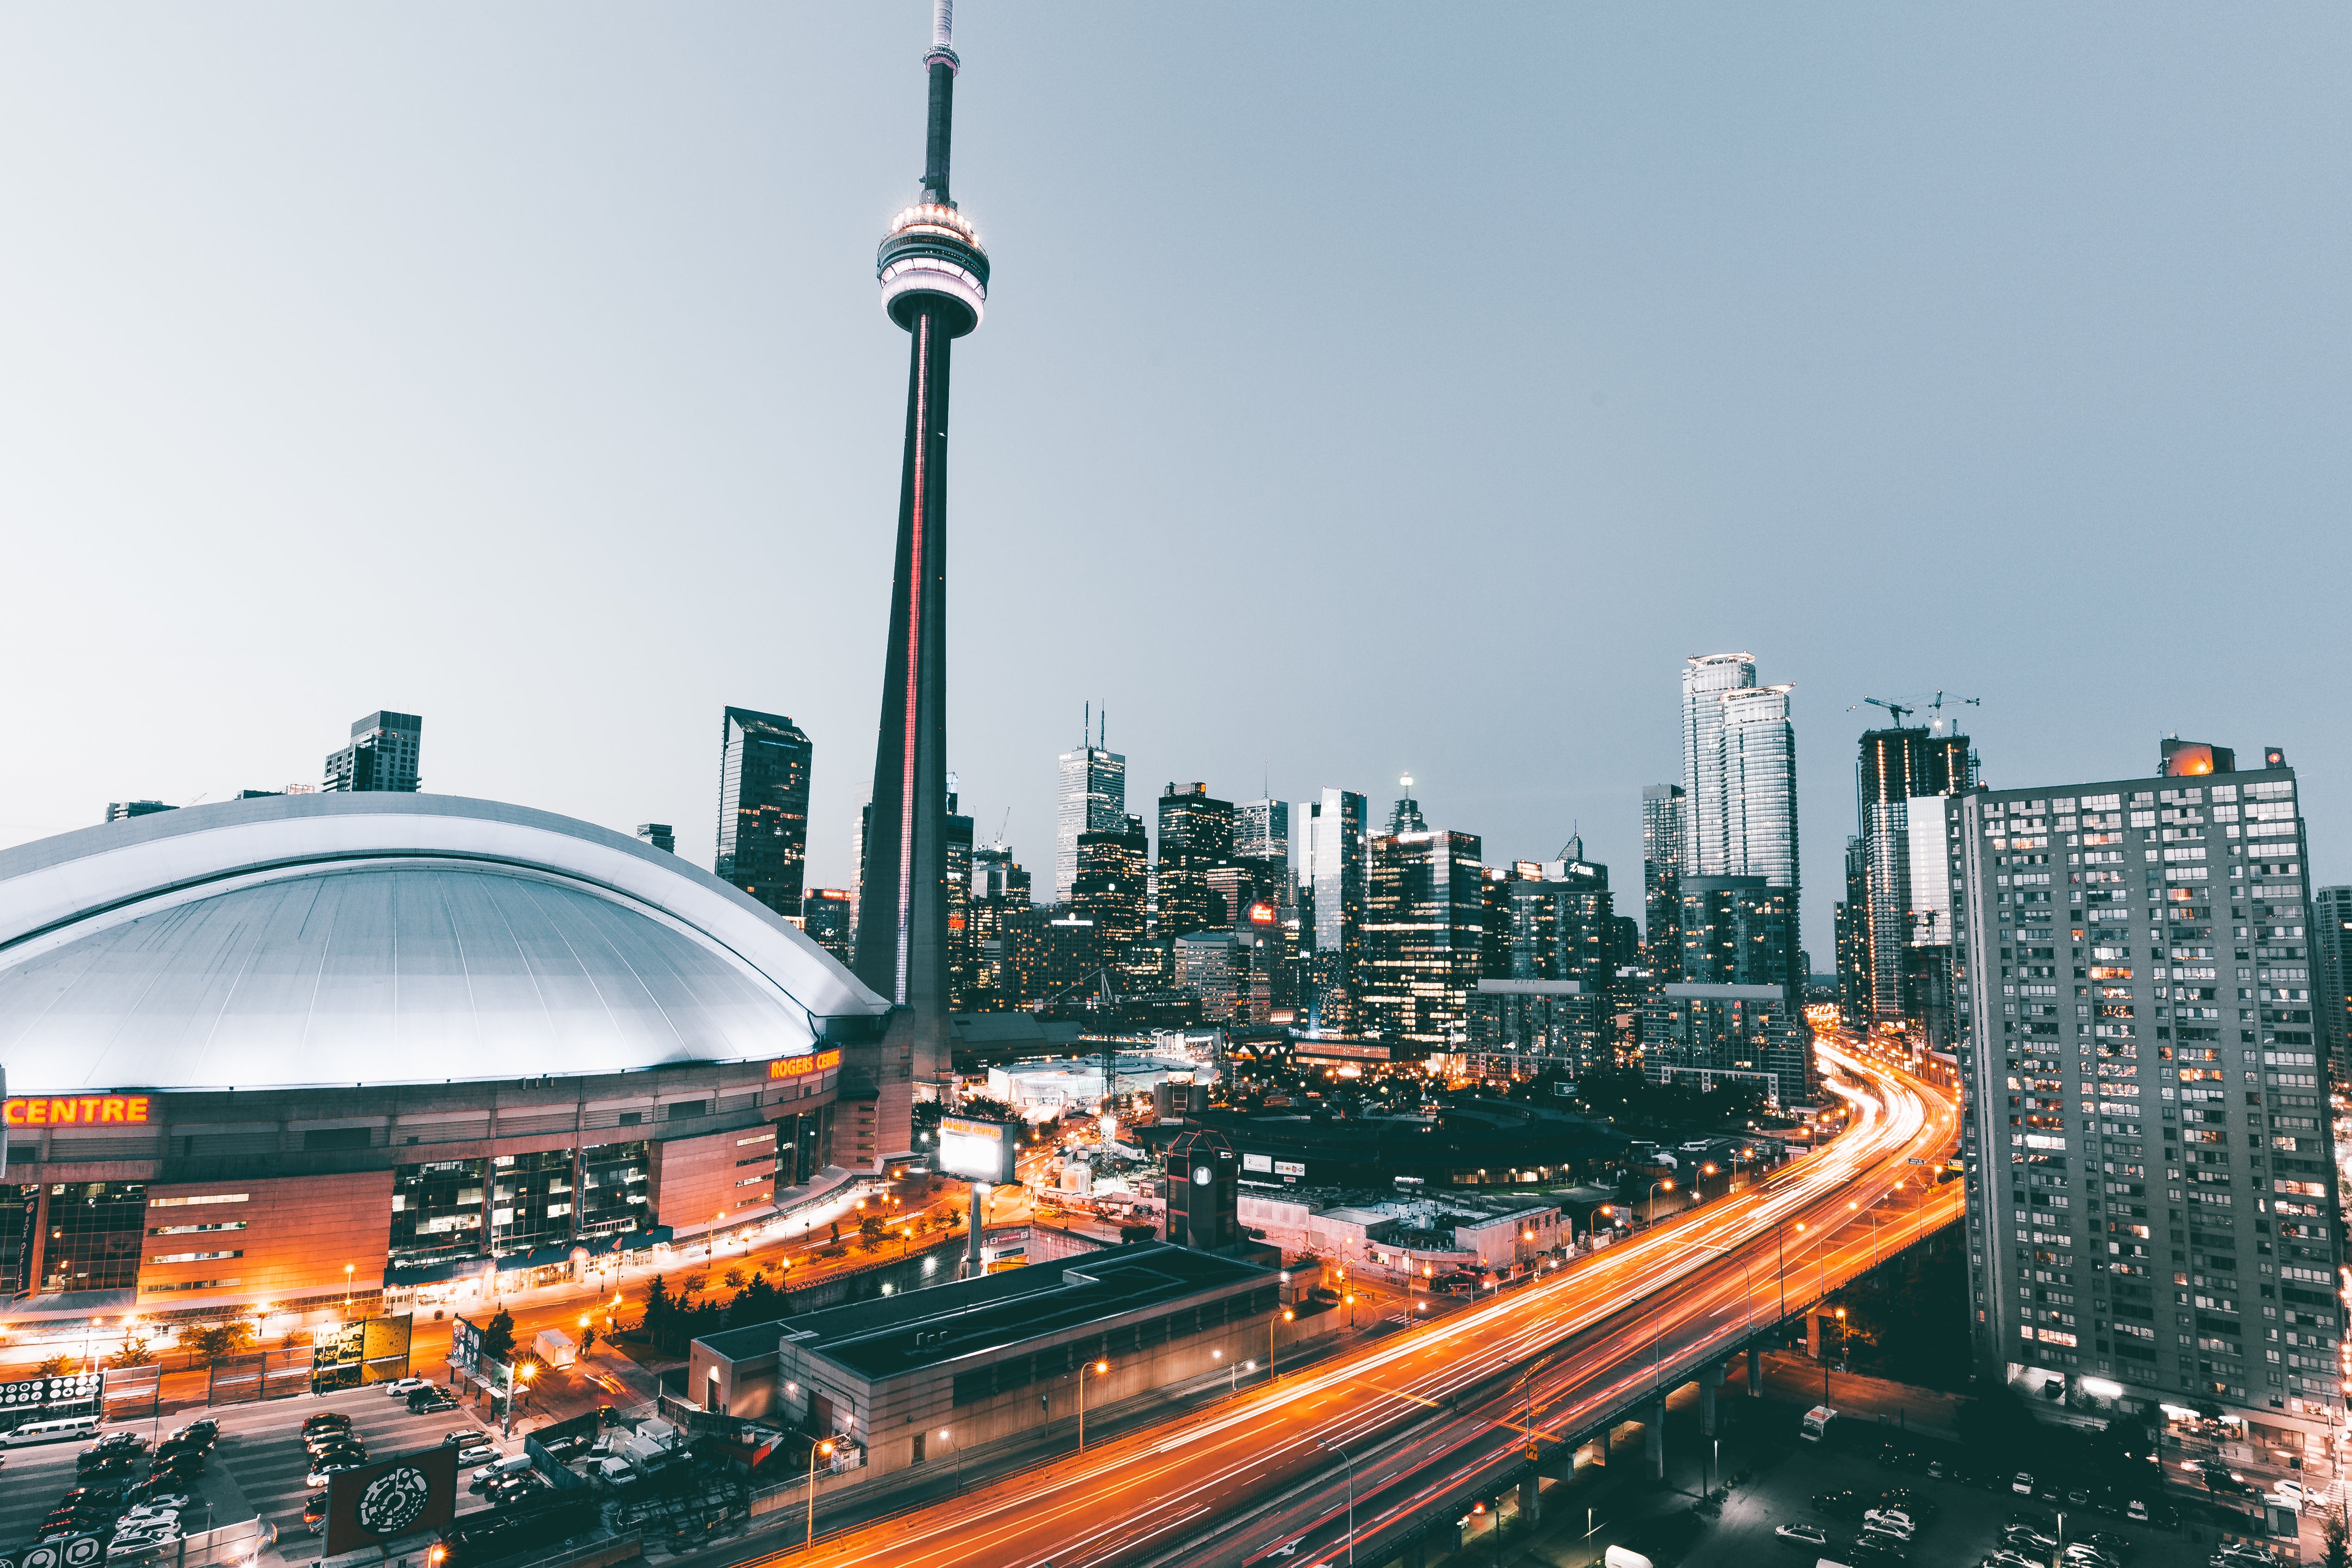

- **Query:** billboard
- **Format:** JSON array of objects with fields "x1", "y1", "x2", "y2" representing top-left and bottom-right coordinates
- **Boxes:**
[
  {"x1": 0, "y1": 1533, "x2": 107, "y2": 1568},
  {"x1": 324, "y1": 1441, "x2": 459, "y2": 1557},
  {"x1": 450, "y1": 1314, "x2": 482, "y2": 1375},
  {"x1": 768, "y1": 1049, "x2": 843, "y2": 1080},
  {"x1": 936, "y1": 1115, "x2": 1019, "y2": 1185}
]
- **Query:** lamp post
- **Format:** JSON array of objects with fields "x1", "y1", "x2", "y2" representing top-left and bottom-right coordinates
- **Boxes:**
[
  {"x1": 1646, "y1": 1178, "x2": 1674, "y2": 1226},
  {"x1": 504, "y1": 1363, "x2": 534, "y2": 1439},
  {"x1": 941, "y1": 1427, "x2": 961, "y2": 1492},
  {"x1": 807, "y1": 1438, "x2": 834, "y2": 1549},
  {"x1": 1271, "y1": 1308, "x2": 1293, "y2": 1381},
  {"x1": 343, "y1": 1263, "x2": 354, "y2": 1320},
  {"x1": 1824, "y1": 1307, "x2": 1846, "y2": 1403},
  {"x1": 1316, "y1": 1437, "x2": 1357, "y2": 1567},
  {"x1": 1078, "y1": 1357, "x2": 1107, "y2": 1452}
]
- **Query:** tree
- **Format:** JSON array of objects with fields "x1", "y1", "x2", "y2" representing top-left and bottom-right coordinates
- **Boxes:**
[
  {"x1": 480, "y1": 1308, "x2": 516, "y2": 1366},
  {"x1": 187, "y1": 1322, "x2": 254, "y2": 1367},
  {"x1": 108, "y1": 1336, "x2": 156, "y2": 1369},
  {"x1": 33, "y1": 1353, "x2": 74, "y2": 1378},
  {"x1": 681, "y1": 1271, "x2": 707, "y2": 1300},
  {"x1": 723, "y1": 1267, "x2": 746, "y2": 1290},
  {"x1": 2323, "y1": 1506, "x2": 2347, "y2": 1568},
  {"x1": 579, "y1": 1326, "x2": 598, "y2": 1356}
]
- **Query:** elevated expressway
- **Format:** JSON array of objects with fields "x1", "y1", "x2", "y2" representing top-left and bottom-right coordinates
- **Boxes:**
[{"x1": 783, "y1": 1037, "x2": 1962, "y2": 1568}]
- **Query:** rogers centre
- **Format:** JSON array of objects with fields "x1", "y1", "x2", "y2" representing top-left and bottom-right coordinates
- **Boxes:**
[{"x1": 0, "y1": 793, "x2": 890, "y2": 1332}]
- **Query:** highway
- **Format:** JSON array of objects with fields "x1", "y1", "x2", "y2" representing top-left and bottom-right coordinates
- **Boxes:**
[{"x1": 772, "y1": 1034, "x2": 1962, "y2": 1568}]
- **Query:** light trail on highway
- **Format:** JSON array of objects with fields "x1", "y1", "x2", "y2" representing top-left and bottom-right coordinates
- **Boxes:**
[{"x1": 748, "y1": 1036, "x2": 1963, "y2": 1568}]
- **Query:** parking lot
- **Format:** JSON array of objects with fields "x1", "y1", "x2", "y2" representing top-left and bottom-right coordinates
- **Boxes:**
[
  {"x1": 0, "y1": 1380, "x2": 516, "y2": 1564},
  {"x1": 1681, "y1": 1437, "x2": 2221, "y2": 1568}
]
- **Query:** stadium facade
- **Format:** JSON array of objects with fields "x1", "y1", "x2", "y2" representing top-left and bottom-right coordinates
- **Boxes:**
[{"x1": 0, "y1": 793, "x2": 889, "y2": 1329}]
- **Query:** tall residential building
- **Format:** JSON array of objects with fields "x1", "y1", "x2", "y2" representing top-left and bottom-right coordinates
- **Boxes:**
[
  {"x1": 1835, "y1": 836, "x2": 1869, "y2": 1027},
  {"x1": 1957, "y1": 742, "x2": 2340, "y2": 1437},
  {"x1": 1679, "y1": 656, "x2": 1800, "y2": 989},
  {"x1": 1055, "y1": 735, "x2": 1127, "y2": 903},
  {"x1": 105, "y1": 800, "x2": 176, "y2": 823},
  {"x1": 323, "y1": 711, "x2": 422, "y2": 793},
  {"x1": 1678, "y1": 876, "x2": 1797, "y2": 996},
  {"x1": 1680, "y1": 653, "x2": 1755, "y2": 877},
  {"x1": 2315, "y1": 887, "x2": 2352, "y2": 1085},
  {"x1": 636, "y1": 824, "x2": 676, "y2": 854},
  {"x1": 1300, "y1": 787, "x2": 1368, "y2": 1034},
  {"x1": 715, "y1": 707, "x2": 813, "y2": 919},
  {"x1": 1856, "y1": 724, "x2": 1978, "y2": 1050},
  {"x1": 849, "y1": 2, "x2": 993, "y2": 1165},
  {"x1": 1486, "y1": 840, "x2": 1615, "y2": 998},
  {"x1": 1156, "y1": 783, "x2": 1235, "y2": 938},
  {"x1": 1641, "y1": 784, "x2": 1687, "y2": 980},
  {"x1": 946, "y1": 781, "x2": 974, "y2": 1010},
  {"x1": 1363, "y1": 792, "x2": 1485, "y2": 1044}
]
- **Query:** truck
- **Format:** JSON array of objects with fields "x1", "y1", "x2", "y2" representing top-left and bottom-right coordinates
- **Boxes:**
[
  {"x1": 533, "y1": 1329, "x2": 577, "y2": 1369},
  {"x1": 1800, "y1": 1406, "x2": 1837, "y2": 1443}
]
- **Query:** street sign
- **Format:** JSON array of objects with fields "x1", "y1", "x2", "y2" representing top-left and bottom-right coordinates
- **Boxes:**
[{"x1": 324, "y1": 1441, "x2": 459, "y2": 1557}]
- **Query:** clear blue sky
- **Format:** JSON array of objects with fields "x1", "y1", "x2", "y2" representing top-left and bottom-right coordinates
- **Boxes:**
[{"x1": 2, "y1": 5, "x2": 2346, "y2": 962}]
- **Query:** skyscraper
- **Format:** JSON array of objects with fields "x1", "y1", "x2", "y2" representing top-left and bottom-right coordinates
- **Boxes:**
[
  {"x1": 1156, "y1": 783, "x2": 1235, "y2": 938},
  {"x1": 946, "y1": 780, "x2": 974, "y2": 1010},
  {"x1": 1678, "y1": 875, "x2": 1797, "y2": 995},
  {"x1": 1641, "y1": 784, "x2": 1686, "y2": 980},
  {"x1": 715, "y1": 707, "x2": 813, "y2": 919},
  {"x1": 1055, "y1": 725, "x2": 1126, "y2": 903},
  {"x1": 1956, "y1": 742, "x2": 2339, "y2": 1432},
  {"x1": 1680, "y1": 653, "x2": 1755, "y2": 877},
  {"x1": 803, "y1": 888, "x2": 856, "y2": 964},
  {"x1": 1680, "y1": 656, "x2": 1800, "y2": 989},
  {"x1": 1235, "y1": 798, "x2": 1290, "y2": 865},
  {"x1": 323, "y1": 711, "x2": 422, "y2": 793},
  {"x1": 1856, "y1": 723, "x2": 1977, "y2": 1049},
  {"x1": 1363, "y1": 821, "x2": 1485, "y2": 1045},
  {"x1": 636, "y1": 824, "x2": 676, "y2": 854},
  {"x1": 850, "y1": 1, "x2": 992, "y2": 1167},
  {"x1": 1300, "y1": 787, "x2": 1368, "y2": 1034},
  {"x1": 1073, "y1": 814, "x2": 1149, "y2": 971},
  {"x1": 2312, "y1": 886, "x2": 2352, "y2": 1087},
  {"x1": 1835, "y1": 835, "x2": 1869, "y2": 1026}
]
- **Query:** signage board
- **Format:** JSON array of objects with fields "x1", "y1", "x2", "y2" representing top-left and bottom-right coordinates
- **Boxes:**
[
  {"x1": 0, "y1": 1531, "x2": 107, "y2": 1568},
  {"x1": 324, "y1": 1441, "x2": 459, "y2": 1557},
  {"x1": 2, "y1": 1096, "x2": 150, "y2": 1127},
  {"x1": 0, "y1": 1370, "x2": 101, "y2": 1413},
  {"x1": 1241, "y1": 1153, "x2": 1273, "y2": 1173},
  {"x1": 450, "y1": 1314, "x2": 482, "y2": 1375},
  {"x1": 768, "y1": 1049, "x2": 843, "y2": 1080},
  {"x1": 1273, "y1": 1160, "x2": 1306, "y2": 1179},
  {"x1": 936, "y1": 1115, "x2": 1019, "y2": 1185}
]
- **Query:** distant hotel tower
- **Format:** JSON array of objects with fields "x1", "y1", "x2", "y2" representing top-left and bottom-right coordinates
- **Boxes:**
[
  {"x1": 715, "y1": 707, "x2": 812, "y2": 918},
  {"x1": 323, "y1": 711, "x2": 422, "y2": 793},
  {"x1": 852, "y1": 0, "x2": 991, "y2": 1166}
]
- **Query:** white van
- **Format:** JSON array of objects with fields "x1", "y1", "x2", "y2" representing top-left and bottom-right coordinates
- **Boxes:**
[{"x1": 4, "y1": 1414, "x2": 101, "y2": 1446}]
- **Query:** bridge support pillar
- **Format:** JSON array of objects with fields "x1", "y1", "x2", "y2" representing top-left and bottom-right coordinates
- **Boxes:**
[
  {"x1": 1747, "y1": 1343, "x2": 1761, "y2": 1396},
  {"x1": 1645, "y1": 1400, "x2": 1665, "y2": 1480},
  {"x1": 1700, "y1": 1372, "x2": 1718, "y2": 1436},
  {"x1": 1521, "y1": 1473, "x2": 1541, "y2": 1524},
  {"x1": 1406, "y1": 1539, "x2": 1427, "y2": 1568},
  {"x1": 1806, "y1": 1310, "x2": 1821, "y2": 1360}
]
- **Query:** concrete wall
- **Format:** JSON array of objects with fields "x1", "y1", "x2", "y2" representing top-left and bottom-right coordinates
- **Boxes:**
[
  {"x1": 653, "y1": 1125, "x2": 775, "y2": 1233},
  {"x1": 137, "y1": 1168, "x2": 394, "y2": 1306}
]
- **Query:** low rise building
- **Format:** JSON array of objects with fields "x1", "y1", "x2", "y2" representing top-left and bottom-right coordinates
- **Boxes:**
[
  {"x1": 1235, "y1": 1188, "x2": 1561, "y2": 1280},
  {"x1": 1638, "y1": 982, "x2": 1816, "y2": 1109},
  {"x1": 694, "y1": 1243, "x2": 1276, "y2": 1478}
]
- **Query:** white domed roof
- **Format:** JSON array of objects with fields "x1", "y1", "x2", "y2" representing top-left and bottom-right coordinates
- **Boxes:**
[{"x1": 0, "y1": 793, "x2": 888, "y2": 1093}]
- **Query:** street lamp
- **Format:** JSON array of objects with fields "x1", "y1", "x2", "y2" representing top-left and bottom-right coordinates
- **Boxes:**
[
  {"x1": 1645, "y1": 1178, "x2": 1674, "y2": 1225},
  {"x1": 505, "y1": 1362, "x2": 534, "y2": 1438},
  {"x1": 1824, "y1": 1307, "x2": 1846, "y2": 1403},
  {"x1": 1271, "y1": 1308, "x2": 1293, "y2": 1381},
  {"x1": 1316, "y1": 1436, "x2": 1357, "y2": 1567},
  {"x1": 1079, "y1": 1357, "x2": 1108, "y2": 1452},
  {"x1": 807, "y1": 1438, "x2": 835, "y2": 1549}
]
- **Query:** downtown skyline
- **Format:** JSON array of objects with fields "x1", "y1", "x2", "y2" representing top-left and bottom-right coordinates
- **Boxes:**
[{"x1": 2, "y1": 5, "x2": 2347, "y2": 967}]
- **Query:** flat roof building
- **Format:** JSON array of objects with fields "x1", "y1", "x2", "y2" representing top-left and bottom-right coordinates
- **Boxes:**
[{"x1": 693, "y1": 1243, "x2": 1276, "y2": 1478}]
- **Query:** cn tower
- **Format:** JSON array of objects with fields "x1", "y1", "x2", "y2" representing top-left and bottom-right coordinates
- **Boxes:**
[{"x1": 850, "y1": 0, "x2": 989, "y2": 1166}]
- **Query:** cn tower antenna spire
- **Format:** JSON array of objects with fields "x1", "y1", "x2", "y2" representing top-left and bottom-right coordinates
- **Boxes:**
[{"x1": 854, "y1": 0, "x2": 992, "y2": 1172}]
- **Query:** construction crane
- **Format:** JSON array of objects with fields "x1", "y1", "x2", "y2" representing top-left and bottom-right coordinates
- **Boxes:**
[
  {"x1": 1850, "y1": 696, "x2": 1913, "y2": 725},
  {"x1": 1846, "y1": 691, "x2": 1983, "y2": 729}
]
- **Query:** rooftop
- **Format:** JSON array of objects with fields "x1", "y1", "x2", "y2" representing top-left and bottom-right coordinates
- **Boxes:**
[{"x1": 775, "y1": 1243, "x2": 1269, "y2": 1381}]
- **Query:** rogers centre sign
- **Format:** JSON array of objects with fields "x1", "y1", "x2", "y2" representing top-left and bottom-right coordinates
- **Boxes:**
[
  {"x1": 767, "y1": 1050, "x2": 843, "y2": 1080},
  {"x1": 5, "y1": 1095, "x2": 153, "y2": 1126}
]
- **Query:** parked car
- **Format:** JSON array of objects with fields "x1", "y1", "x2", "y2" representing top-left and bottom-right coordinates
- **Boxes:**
[
  {"x1": 303, "y1": 1413, "x2": 354, "y2": 1435},
  {"x1": 2012, "y1": 1473, "x2": 2036, "y2": 1496},
  {"x1": 596, "y1": 1405, "x2": 621, "y2": 1427},
  {"x1": 307, "y1": 1456, "x2": 366, "y2": 1488},
  {"x1": 1814, "y1": 1491, "x2": 1867, "y2": 1519},
  {"x1": 1878, "y1": 1491, "x2": 1936, "y2": 1520},
  {"x1": 1861, "y1": 1511, "x2": 1916, "y2": 1539},
  {"x1": 304, "y1": 1492, "x2": 329, "y2": 1536},
  {"x1": 384, "y1": 1377, "x2": 433, "y2": 1399},
  {"x1": 2062, "y1": 1544, "x2": 2121, "y2": 1568},
  {"x1": 2004, "y1": 1525, "x2": 2057, "y2": 1551},
  {"x1": 1984, "y1": 1553, "x2": 2042, "y2": 1568},
  {"x1": 1776, "y1": 1524, "x2": 1829, "y2": 1547},
  {"x1": 409, "y1": 1390, "x2": 459, "y2": 1414},
  {"x1": 486, "y1": 1473, "x2": 543, "y2": 1508},
  {"x1": 455, "y1": 1443, "x2": 496, "y2": 1467},
  {"x1": 2084, "y1": 1533, "x2": 2135, "y2": 1562},
  {"x1": 472, "y1": 1454, "x2": 533, "y2": 1490},
  {"x1": 1850, "y1": 1541, "x2": 1906, "y2": 1566}
]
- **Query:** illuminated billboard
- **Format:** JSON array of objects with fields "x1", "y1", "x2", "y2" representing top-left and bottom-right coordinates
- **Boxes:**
[
  {"x1": 936, "y1": 1115, "x2": 1018, "y2": 1185},
  {"x1": 768, "y1": 1049, "x2": 843, "y2": 1080},
  {"x1": 4, "y1": 1095, "x2": 151, "y2": 1126}
]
